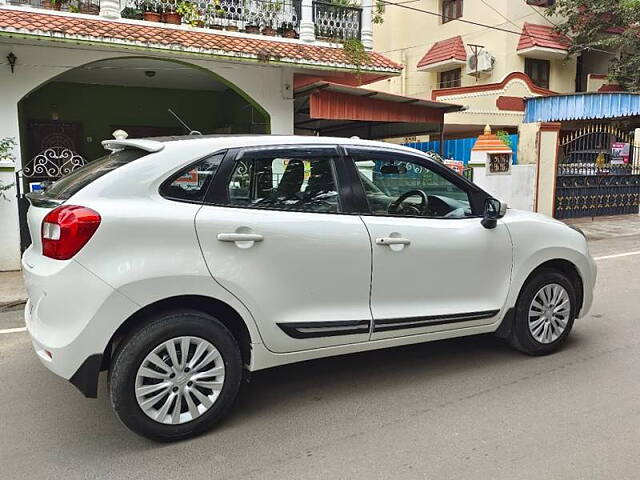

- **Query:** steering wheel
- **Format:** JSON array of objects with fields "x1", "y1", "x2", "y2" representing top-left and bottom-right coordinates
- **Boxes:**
[{"x1": 388, "y1": 189, "x2": 429, "y2": 216}]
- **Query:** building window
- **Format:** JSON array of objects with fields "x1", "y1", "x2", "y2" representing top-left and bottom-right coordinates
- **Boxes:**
[
  {"x1": 525, "y1": 58, "x2": 550, "y2": 89},
  {"x1": 439, "y1": 68, "x2": 462, "y2": 88},
  {"x1": 442, "y1": 0, "x2": 463, "y2": 23},
  {"x1": 526, "y1": 0, "x2": 555, "y2": 6}
]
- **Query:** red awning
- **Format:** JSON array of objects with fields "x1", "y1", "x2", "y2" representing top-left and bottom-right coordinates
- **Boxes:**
[{"x1": 294, "y1": 81, "x2": 463, "y2": 139}]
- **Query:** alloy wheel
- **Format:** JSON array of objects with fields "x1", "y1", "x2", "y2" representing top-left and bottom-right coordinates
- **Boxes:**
[
  {"x1": 528, "y1": 283, "x2": 571, "y2": 344},
  {"x1": 135, "y1": 336, "x2": 225, "y2": 425}
]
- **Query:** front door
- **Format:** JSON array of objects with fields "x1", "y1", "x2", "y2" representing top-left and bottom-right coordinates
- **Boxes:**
[
  {"x1": 348, "y1": 148, "x2": 513, "y2": 340},
  {"x1": 195, "y1": 145, "x2": 373, "y2": 353}
]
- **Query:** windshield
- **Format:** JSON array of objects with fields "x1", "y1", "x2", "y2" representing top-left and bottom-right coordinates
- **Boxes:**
[{"x1": 42, "y1": 149, "x2": 146, "y2": 200}]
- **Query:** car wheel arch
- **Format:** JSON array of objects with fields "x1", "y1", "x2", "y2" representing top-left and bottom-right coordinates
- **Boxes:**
[
  {"x1": 103, "y1": 295, "x2": 254, "y2": 372},
  {"x1": 521, "y1": 259, "x2": 583, "y2": 311},
  {"x1": 497, "y1": 258, "x2": 584, "y2": 340}
]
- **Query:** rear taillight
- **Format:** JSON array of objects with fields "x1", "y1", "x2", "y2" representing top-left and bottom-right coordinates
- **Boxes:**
[{"x1": 42, "y1": 205, "x2": 101, "y2": 260}]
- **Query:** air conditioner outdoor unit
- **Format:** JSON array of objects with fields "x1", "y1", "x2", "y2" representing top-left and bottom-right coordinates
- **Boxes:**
[{"x1": 467, "y1": 50, "x2": 495, "y2": 77}]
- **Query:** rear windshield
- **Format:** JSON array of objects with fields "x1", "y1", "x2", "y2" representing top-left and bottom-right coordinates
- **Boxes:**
[{"x1": 42, "y1": 149, "x2": 146, "y2": 200}]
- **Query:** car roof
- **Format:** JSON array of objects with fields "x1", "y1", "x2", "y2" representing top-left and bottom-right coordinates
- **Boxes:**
[{"x1": 102, "y1": 134, "x2": 423, "y2": 157}]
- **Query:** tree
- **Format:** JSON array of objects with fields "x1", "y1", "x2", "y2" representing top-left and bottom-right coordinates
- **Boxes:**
[{"x1": 548, "y1": 0, "x2": 640, "y2": 91}]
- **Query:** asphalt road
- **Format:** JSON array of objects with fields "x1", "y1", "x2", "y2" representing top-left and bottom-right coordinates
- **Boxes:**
[{"x1": 1, "y1": 235, "x2": 640, "y2": 480}]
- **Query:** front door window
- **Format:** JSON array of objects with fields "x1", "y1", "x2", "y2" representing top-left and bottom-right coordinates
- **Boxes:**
[{"x1": 353, "y1": 156, "x2": 473, "y2": 218}]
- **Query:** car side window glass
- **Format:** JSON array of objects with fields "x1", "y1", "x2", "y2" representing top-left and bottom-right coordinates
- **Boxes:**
[
  {"x1": 161, "y1": 153, "x2": 224, "y2": 202},
  {"x1": 353, "y1": 155, "x2": 473, "y2": 218},
  {"x1": 227, "y1": 153, "x2": 340, "y2": 213}
]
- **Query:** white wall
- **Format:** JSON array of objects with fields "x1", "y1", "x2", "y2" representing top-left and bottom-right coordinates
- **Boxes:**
[
  {"x1": 472, "y1": 165, "x2": 537, "y2": 212},
  {"x1": 0, "y1": 41, "x2": 295, "y2": 270}
]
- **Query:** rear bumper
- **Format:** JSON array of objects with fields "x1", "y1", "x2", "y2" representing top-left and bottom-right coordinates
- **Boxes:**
[{"x1": 23, "y1": 246, "x2": 139, "y2": 396}]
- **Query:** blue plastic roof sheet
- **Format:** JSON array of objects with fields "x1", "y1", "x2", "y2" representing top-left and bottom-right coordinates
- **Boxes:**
[{"x1": 524, "y1": 93, "x2": 640, "y2": 123}]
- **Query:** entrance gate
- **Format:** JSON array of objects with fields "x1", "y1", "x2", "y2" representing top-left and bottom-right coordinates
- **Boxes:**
[
  {"x1": 554, "y1": 125, "x2": 640, "y2": 219},
  {"x1": 15, "y1": 121, "x2": 87, "y2": 251}
]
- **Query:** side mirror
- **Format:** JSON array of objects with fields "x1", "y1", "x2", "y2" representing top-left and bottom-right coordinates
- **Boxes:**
[{"x1": 481, "y1": 198, "x2": 507, "y2": 229}]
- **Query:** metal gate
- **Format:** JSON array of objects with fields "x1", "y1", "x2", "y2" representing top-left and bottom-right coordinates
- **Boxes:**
[
  {"x1": 554, "y1": 125, "x2": 640, "y2": 219},
  {"x1": 15, "y1": 121, "x2": 87, "y2": 251}
]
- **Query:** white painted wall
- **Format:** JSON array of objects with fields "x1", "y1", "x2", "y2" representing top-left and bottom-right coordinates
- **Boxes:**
[
  {"x1": 473, "y1": 165, "x2": 537, "y2": 212},
  {"x1": 0, "y1": 41, "x2": 295, "y2": 270}
]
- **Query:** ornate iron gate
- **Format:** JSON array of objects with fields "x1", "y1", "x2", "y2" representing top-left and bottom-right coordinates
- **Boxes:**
[
  {"x1": 15, "y1": 121, "x2": 87, "y2": 251},
  {"x1": 555, "y1": 125, "x2": 640, "y2": 219}
]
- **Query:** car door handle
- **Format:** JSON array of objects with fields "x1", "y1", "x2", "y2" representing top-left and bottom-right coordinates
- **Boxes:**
[
  {"x1": 217, "y1": 233, "x2": 264, "y2": 243},
  {"x1": 375, "y1": 237, "x2": 411, "y2": 246}
]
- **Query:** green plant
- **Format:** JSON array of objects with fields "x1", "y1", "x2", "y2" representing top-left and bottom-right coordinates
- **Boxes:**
[
  {"x1": 343, "y1": 37, "x2": 369, "y2": 79},
  {"x1": 496, "y1": 130, "x2": 512, "y2": 149},
  {"x1": 177, "y1": 1, "x2": 201, "y2": 25},
  {"x1": 121, "y1": 6, "x2": 143, "y2": 19},
  {"x1": 0, "y1": 137, "x2": 16, "y2": 163},
  {"x1": 548, "y1": 0, "x2": 640, "y2": 91},
  {"x1": 0, "y1": 137, "x2": 16, "y2": 202},
  {"x1": 206, "y1": 0, "x2": 225, "y2": 19}
]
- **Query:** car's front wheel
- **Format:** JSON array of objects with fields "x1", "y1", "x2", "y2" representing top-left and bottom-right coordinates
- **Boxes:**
[
  {"x1": 508, "y1": 270, "x2": 577, "y2": 356},
  {"x1": 109, "y1": 310, "x2": 242, "y2": 441}
]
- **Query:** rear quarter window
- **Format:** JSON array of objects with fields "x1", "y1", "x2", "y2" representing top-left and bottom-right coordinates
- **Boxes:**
[{"x1": 42, "y1": 149, "x2": 146, "y2": 200}]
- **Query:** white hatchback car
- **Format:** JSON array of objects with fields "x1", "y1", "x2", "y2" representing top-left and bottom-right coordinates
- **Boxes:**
[{"x1": 23, "y1": 135, "x2": 596, "y2": 441}]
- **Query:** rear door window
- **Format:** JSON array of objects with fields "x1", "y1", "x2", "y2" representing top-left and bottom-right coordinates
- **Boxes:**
[{"x1": 41, "y1": 149, "x2": 146, "y2": 200}]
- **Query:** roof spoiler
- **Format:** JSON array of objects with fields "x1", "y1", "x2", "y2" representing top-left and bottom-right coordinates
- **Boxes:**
[{"x1": 101, "y1": 139, "x2": 165, "y2": 153}]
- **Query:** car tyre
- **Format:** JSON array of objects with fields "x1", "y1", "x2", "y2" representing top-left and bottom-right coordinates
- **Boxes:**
[
  {"x1": 109, "y1": 310, "x2": 242, "y2": 442},
  {"x1": 508, "y1": 270, "x2": 577, "y2": 356}
]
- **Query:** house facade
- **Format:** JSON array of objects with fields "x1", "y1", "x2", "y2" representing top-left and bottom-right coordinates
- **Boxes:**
[
  {"x1": 0, "y1": 0, "x2": 410, "y2": 270},
  {"x1": 371, "y1": 0, "x2": 614, "y2": 140}
]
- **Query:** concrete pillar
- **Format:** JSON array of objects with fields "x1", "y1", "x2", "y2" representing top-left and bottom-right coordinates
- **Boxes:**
[
  {"x1": 0, "y1": 162, "x2": 21, "y2": 271},
  {"x1": 535, "y1": 122, "x2": 562, "y2": 217},
  {"x1": 360, "y1": 0, "x2": 373, "y2": 50},
  {"x1": 99, "y1": 0, "x2": 121, "y2": 19},
  {"x1": 299, "y1": 0, "x2": 315, "y2": 43}
]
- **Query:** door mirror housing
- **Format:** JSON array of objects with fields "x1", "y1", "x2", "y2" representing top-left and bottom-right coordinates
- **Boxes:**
[{"x1": 481, "y1": 198, "x2": 507, "y2": 229}]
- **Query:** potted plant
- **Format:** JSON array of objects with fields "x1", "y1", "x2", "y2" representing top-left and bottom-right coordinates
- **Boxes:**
[
  {"x1": 280, "y1": 21, "x2": 296, "y2": 38},
  {"x1": 42, "y1": 0, "x2": 68, "y2": 11},
  {"x1": 244, "y1": 23, "x2": 260, "y2": 34},
  {"x1": 261, "y1": 0, "x2": 281, "y2": 36},
  {"x1": 78, "y1": 1, "x2": 99, "y2": 14},
  {"x1": 141, "y1": 0, "x2": 162, "y2": 22},
  {"x1": 206, "y1": 1, "x2": 225, "y2": 29}
]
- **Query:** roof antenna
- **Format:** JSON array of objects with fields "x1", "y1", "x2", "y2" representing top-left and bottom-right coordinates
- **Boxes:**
[{"x1": 168, "y1": 108, "x2": 202, "y2": 136}]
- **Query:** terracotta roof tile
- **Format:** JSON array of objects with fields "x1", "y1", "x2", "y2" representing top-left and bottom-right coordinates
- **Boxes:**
[
  {"x1": 0, "y1": 8, "x2": 401, "y2": 72},
  {"x1": 417, "y1": 36, "x2": 466, "y2": 69},
  {"x1": 517, "y1": 22, "x2": 569, "y2": 52}
]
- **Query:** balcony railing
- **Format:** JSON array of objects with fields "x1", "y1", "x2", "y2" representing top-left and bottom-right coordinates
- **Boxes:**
[
  {"x1": 7, "y1": 0, "x2": 366, "y2": 44},
  {"x1": 124, "y1": 0, "x2": 303, "y2": 36},
  {"x1": 313, "y1": 1, "x2": 361, "y2": 42},
  {"x1": 7, "y1": 0, "x2": 99, "y2": 14}
]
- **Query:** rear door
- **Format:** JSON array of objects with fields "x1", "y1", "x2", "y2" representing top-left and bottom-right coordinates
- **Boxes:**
[{"x1": 195, "y1": 145, "x2": 373, "y2": 353}]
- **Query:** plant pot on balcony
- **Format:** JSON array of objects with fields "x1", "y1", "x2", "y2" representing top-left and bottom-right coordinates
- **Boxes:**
[
  {"x1": 225, "y1": 25, "x2": 239, "y2": 32},
  {"x1": 244, "y1": 25, "x2": 260, "y2": 34},
  {"x1": 79, "y1": 2, "x2": 100, "y2": 14},
  {"x1": 262, "y1": 27, "x2": 277, "y2": 36},
  {"x1": 163, "y1": 12, "x2": 182, "y2": 24},
  {"x1": 42, "y1": 0, "x2": 62, "y2": 10},
  {"x1": 143, "y1": 11, "x2": 162, "y2": 22},
  {"x1": 282, "y1": 28, "x2": 297, "y2": 38}
]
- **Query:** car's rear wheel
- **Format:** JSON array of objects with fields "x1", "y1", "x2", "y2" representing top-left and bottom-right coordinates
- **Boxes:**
[
  {"x1": 109, "y1": 310, "x2": 242, "y2": 441},
  {"x1": 508, "y1": 270, "x2": 577, "y2": 356}
]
